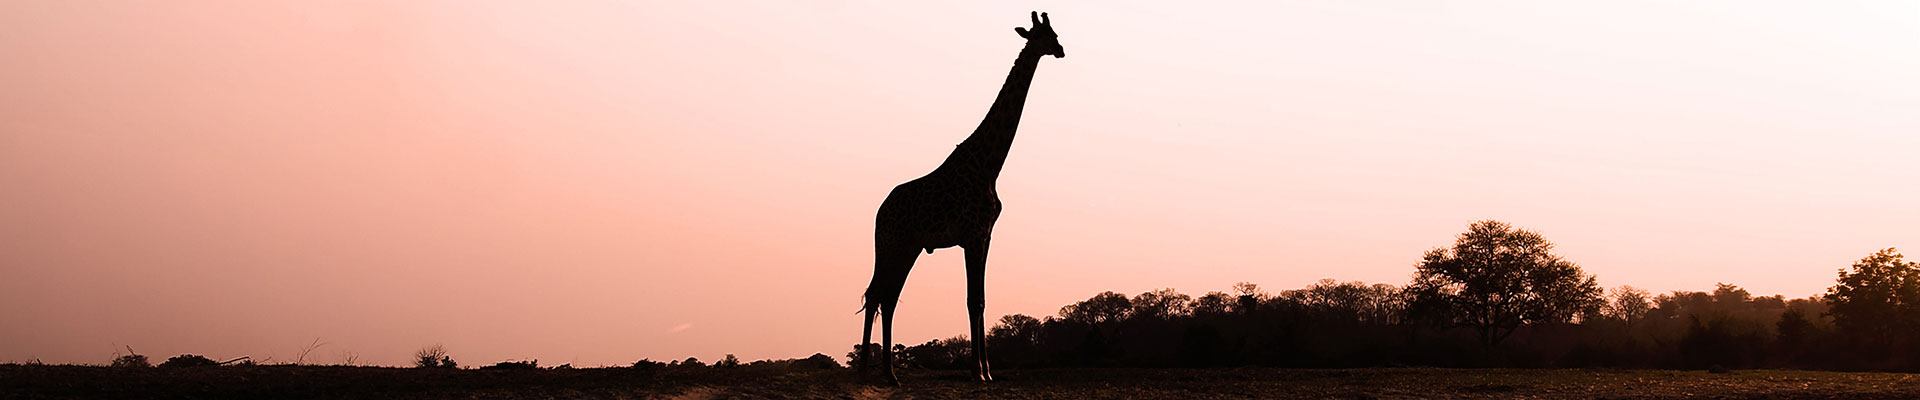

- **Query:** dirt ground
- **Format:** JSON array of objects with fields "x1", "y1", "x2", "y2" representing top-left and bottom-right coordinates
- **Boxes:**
[{"x1": 5, "y1": 364, "x2": 1919, "y2": 399}]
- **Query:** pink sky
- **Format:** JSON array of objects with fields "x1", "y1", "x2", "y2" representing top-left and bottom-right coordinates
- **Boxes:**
[{"x1": 3, "y1": 1, "x2": 1916, "y2": 367}]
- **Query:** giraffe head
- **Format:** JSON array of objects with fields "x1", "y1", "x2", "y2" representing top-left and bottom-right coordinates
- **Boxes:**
[{"x1": 1014, "y1": 11, "x2": 1065, "y2": 58}]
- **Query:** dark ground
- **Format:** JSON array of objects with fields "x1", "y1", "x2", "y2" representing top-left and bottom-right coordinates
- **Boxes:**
[{"x1": 5, "y1": 364, "x2": 1919, "y2": 399}]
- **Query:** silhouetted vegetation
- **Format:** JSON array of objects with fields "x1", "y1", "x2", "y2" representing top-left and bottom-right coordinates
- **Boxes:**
[
  {"x1": 109, "y1": 347, "x2": 148, "y2": 368},
  {"x1": 847, "y1": 344, "x2": 908, "y2": 370},
  {"x1": 23, "y1": 363, "x2": 1920, "y2": 399},
  {"x1": 1408, "y1": 220, "x2": 1603, "y2": 347},
  {"x1": 1825, "y1": 248, "x2": 1920, "y2": 369},
  {"x1": 624, "y1": 354, "x2": 838, "y2": 373},
  {"x1": 674, "y1": 357, "x2": 705, "y2": 369},
  {"x1": 480, "y1": 360, "x2": 539, "y2": 370},
  {"x1": 158, "y1": 354, "x2": 219, "y2": 368},
  {"x1": 631, "y1": 358, "x2": 666, "y2": 370},
  {"x1": 934, "y1": 280, "x2": 1837, "y2": 370},
  {"x1": 790, "y1": 353, "x2": 844, "y2": 370},
  {"x1": 3, "y1": 353, "x2": 857, "y2": 398},
  {"x1": 871, "y1": 222, "x2": 1915, "y2": 372},
  {"x1": 413, "y1": 345, "x2": 456, "y2": 369}
]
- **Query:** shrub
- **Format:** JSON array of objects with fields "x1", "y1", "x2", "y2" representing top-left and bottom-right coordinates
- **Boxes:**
[
  {"x1": 632, "y1": 358, "x2": 666, "y2": 370},
  {"x1": 480, "y1": 360, "x2": 538, "y2": 370},
  {"x1": 797, "y1": 353, "x2": 842, "y2": 369},
  {"x1": 159, "y1": 354, "x2": 219, "y2": 368},
  {"x1": 716, "y1": 354, "x2": 741, "y2": 368},
  {"x1": 110, "y1": 354, "x2": 150, "y2": 368},
  {"x1": 677, "y1": 357, "x2": 705, "y2": 368},
  {"x1": 414, "y1": 345, "x2": 456, "y2": 368},
  {"x1": 846, "y1": 343, "x2": 908, "y2": 369},
  {"x1": 110, "y1": 347, "x2": 149, "y2": 368}
]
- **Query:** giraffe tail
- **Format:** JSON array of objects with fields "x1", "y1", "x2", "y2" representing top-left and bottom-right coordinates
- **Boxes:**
[{"x1": 855, "y1": 290, "x2": 885, "y2": 315}]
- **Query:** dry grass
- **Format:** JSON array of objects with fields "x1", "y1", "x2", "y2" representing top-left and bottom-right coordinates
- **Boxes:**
[{"x1": 4, "y1": 364, "x2": 1919, "y2": 399}]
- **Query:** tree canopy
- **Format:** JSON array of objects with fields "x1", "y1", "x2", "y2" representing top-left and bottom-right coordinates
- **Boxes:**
[
  {"x1": 1407, "y1": 220, "x2": 1603, "y2": 346},
  {"x1": 1826, "y1": 248, "x2": 1920, "y2": 354},
  {"x1": 1060, "y1": 291, "x2": 1132, "y2": 324}
]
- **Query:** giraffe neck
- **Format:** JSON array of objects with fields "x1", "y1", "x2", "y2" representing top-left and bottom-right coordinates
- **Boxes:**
[{"x1": 941, "y1": 43, "x2": 1047, "y2": 183}]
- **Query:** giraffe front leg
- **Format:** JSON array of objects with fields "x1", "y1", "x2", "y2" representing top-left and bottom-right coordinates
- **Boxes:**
[{"x1": 964, "y1": 240, "x2": 993, "y2": 382}]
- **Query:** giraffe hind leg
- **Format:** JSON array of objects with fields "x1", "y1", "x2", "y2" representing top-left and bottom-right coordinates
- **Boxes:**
[
  {"x1": 882, "y1": 300, "x2": 901, "y2": 386},
  {"x1": 859, "y1": 306, "x2": 875, "y2": 372},
  {"x1": 865, "y1": 243, "x2": 918, "y2": 384}
]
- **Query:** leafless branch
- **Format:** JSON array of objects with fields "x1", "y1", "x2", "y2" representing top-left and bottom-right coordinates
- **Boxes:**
[{"x1": 295, "y1": 337, "x2": 328, "y2": 365}]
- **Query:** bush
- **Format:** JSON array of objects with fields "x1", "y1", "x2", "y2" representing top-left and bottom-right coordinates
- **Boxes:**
[
  {"x1": 159, "y1": 354, "x2": 219, "y2": 368},
  {"x1": 847, "y1": 344, "x2": 908, "y2": 369},
  {"x1": 677, "y1": 357, "x2": 705, "y2": 368},
  {"x1": 901, "y1": 337, "x2": 972, "y2": 369},
  {"x1": 797, "y1": 353, "x2": 842, "y2": 369},
  {"x1": 632, "y1": 358, "x2": 666, "y2": 370},
  {"x1": 110, "y1": 346, "x2": 149, "y2": 368},
  {"x1": 414, "y1": 345, "x2": 456, "y2": 369},
  {"x1": 110, "y1": 354, "x2": 150, "y2": 368},
  {"x1": 480, "y1": 360, "x2": 538, "y2": 370}
]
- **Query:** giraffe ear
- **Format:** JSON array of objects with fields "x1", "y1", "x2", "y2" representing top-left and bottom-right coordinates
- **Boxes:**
[{"x1": 1014, "y1": 27, "x2": 1030, "y2": 38}]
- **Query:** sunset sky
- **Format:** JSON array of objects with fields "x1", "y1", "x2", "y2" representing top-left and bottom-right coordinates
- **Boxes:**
[{"x1": 3, "y1": 1, "x2": 1917, "y2": 367}]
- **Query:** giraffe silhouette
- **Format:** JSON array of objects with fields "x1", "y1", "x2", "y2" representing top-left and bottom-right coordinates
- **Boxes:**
[{"x1": 859, "y1": 11, "x2": 1065, "y2": 385}]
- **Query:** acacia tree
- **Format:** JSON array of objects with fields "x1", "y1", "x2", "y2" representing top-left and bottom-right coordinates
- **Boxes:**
[
  {"x1": 1825, "y1": 248, "x2": 1920, "y2": 354},
  {"x1": 1408, "y1": 220, "x2": 1603, "y2": 347}
]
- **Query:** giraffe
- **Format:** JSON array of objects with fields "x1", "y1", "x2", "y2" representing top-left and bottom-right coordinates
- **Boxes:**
[{"x1": 859, "y1": 11, "x2": 1065, "y2": 385}]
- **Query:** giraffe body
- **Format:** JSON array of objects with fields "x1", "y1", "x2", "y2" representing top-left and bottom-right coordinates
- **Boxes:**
[
  {"x1": 859, "y1": 12, "x2": 1064, "y2": 385},
  {"x1": 879, "y1": 173, "x2": 1000, "y2": 256}
]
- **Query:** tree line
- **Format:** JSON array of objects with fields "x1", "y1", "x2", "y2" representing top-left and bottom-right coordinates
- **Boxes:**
[{"x1": 854, "y1": 220, "x2": 1920, "y2": 371}]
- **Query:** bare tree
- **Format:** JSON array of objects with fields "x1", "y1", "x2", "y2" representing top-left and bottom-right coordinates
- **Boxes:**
[{"x1": 1605, "y1": 285, "x2": 1653, "y2": 325}]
